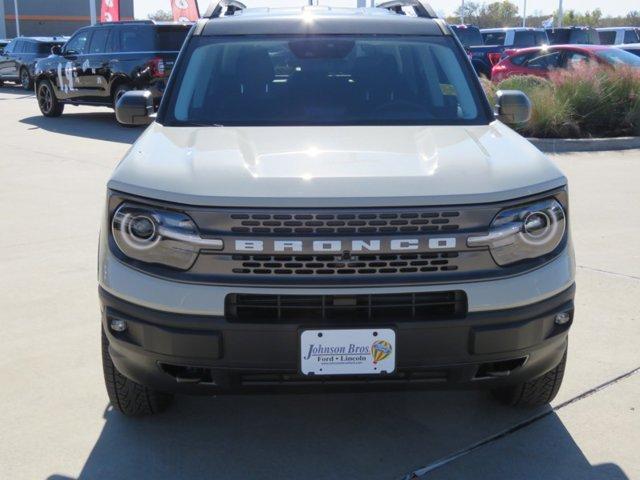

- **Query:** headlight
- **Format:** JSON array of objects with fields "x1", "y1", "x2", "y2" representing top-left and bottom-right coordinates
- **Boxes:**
[
  {"x1": 112, "y1": 203, "x2": 223, "y2": 270},
  {"x1": 467, "y1": 198, "x2": 566, "y2": 266}
]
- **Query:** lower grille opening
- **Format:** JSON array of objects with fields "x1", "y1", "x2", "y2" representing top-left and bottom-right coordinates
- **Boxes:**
[
  {"x1": 159, "y1": 364, "x2": 215, "y2": 384},
  {"x1": 239, "y1": 370, "x2": 449, "y2": 386},
  {"x1": 474, "y1": 357, "x2": 527, "y2": 379},
  {"x1": 225, "y1": 291, "x2": 467, "y2": 324}
]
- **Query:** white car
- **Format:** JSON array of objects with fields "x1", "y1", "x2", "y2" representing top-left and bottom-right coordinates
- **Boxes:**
[
  {"x1": 100, "y1": 0, "x2": 575, "y2": 416},
  {"x1": 597, "y1": 27, "x2": 640, "y2": 45}
]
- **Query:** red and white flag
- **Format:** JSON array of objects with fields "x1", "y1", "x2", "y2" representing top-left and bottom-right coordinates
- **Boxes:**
[
  {"x1": 170, "y1": 0, "x2": 200, "y2": 21},
  {"x1": 101, "y1": 0, "x2": 120, "y2": 22}
]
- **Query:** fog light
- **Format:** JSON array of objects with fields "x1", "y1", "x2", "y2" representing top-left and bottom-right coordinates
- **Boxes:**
[
  {"x1": 110, "y1": 318, "x2": 127, "y2": 332},
  {"x1": 554, "y1": 312, "x2": 571, "y2": 325}
]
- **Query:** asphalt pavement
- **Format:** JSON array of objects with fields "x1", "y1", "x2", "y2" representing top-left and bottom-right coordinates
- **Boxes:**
[{"x1": 0, "y1": 87, "x2": 638, "y2": 480}]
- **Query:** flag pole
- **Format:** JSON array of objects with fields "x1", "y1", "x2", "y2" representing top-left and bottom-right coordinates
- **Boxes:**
[
  {"x1": 558, "y1": 0, "x2": 563, "y2": 27},
  {"x1": 13, "y1": 0, "x2": 20, "y2": 36},
  {"x1": 90, "y1": 0, "x2": 97, "y2": 25}
]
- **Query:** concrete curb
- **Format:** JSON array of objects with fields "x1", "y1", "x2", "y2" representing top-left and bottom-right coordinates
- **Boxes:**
[{"x1": 528, "y1": 136, "x2": 640, "y2": 154}]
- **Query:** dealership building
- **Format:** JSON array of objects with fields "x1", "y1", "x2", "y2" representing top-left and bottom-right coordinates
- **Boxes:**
[{"x1": 0, "y1": 0, "x2": 134, "y2": 38}]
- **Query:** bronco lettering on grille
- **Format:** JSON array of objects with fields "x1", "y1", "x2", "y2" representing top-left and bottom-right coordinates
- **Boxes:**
[{"x1": 234, "y1": 238, "x2": 456, "y2": 252}]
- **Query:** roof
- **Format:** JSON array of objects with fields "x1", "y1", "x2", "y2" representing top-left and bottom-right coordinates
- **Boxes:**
[
  {"x1": 15, "y1": 36, "x2": 69, "y2": 42},
  {"x1": 481, "y1": 27, "x2": 546, "y2": 32},
  {"x1": 597, "y1": 27, "x2": 639, "y2": 31},
  {"x1": 198, "y1": 6, "x2": 447, "y2": 36},
  {"x1": 506, "y1": 44, "x2": 614, "y2": 54}
]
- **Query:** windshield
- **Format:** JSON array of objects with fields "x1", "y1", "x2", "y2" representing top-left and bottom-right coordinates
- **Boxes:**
[
  {"x1": 451, "y1": 27, "x2": 484, "y2": 47},
  {"x1": 596, "y1": 48, "x2": 640, "y2": 67},
  {"x1": 164, "y1": 35, "x2": 487, "y2": 127}
]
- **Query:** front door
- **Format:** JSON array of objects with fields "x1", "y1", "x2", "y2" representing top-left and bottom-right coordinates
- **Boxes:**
[{"x1": 54, "y1": 28, "x2": 92, "y2": 101}]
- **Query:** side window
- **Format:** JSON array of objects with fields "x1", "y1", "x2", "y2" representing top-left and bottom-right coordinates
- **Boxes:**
[
  {"x1": 13, "y1": 40, "x2": 24, "y2": 53},
  {"x1": 598, "y1": 31, "x2": 616, "y2": 45},
  {"x1": 525, "y1": 51, "x2": 561, "y2": 69},
  {"x1": 119, "y1": 26, "x2": 154, "y2": 52},
  {"x1": 624, "y1": 30, "x2": 639, "y2": 44},
  {"x1": 25, "y1": 42, "x2": 37, "y2": 54},
  {"x1": 3, "y1": 39, "x2": 15, "y2": 53},
  {"x1": 65, "y1": 29, "x2": 91, "y2": 54},
  {"x1": 513, "y1": 31, "x2": 536, "y2": 47},
  {"x1": 509, "y1": 53, "x2": 531, "y2": 66},
  {"x1": 106, "y1": 27, "x2": 120, "y2": 52},
  {"x1": 88, "y1": 28, "x2": 111, "y2": 54},
  {"x1": 482, "y1": 32, "x2": 506, "y2": 46},
  {"x1": 565, "y1": 52, "x2": 590, "y2": 68}
]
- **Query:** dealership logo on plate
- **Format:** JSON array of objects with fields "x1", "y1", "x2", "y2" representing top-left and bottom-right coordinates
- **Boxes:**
[{"x1": 371, "y1": 340, "x2": 392, "y2": 364}]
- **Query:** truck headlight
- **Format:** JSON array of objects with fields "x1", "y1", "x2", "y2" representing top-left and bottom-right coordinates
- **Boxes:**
[
  {"x1": 467, "y1": 198, "x2": 566, "y2": 266},
  {"x1": 111, "y1": 203, "x2": 223, "y2": 270}
]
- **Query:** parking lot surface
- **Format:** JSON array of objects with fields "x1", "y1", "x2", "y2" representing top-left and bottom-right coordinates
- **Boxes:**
[{"x1": 0, "y1": 88, "x2": 638, "y2": 480}]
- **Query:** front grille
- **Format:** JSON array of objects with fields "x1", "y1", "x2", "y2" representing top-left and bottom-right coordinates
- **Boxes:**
[
  {"x1": 225, "y1": 291, "x2": 467, "y2": 324},
  {"x1": 228, "y1": 210, "x2": 461, "y2": 235},
  {"x1": 230, "y1": 252, "x2": 460, "y2": 276}
]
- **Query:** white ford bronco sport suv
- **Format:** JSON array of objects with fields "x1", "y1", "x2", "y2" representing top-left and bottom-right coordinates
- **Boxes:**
[{"x1": 100, "y1": 0, "x2": 575, "y2": 416}]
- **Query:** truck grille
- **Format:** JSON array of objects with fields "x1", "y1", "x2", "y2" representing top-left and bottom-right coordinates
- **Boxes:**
[
  {"x1": 225, "y1": 291, "x2": 467, "y2": 324},
  {"x1": 230, "y1": 252, "x2": 460, "y2": 275},
  {"x1": 228, "y1": 210, "x2": 461, "y2": 235}
]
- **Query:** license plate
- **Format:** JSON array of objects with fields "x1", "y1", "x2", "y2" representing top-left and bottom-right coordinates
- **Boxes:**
[{"x1": 300, "y1": 329, "x2": 396, "y2": 375}]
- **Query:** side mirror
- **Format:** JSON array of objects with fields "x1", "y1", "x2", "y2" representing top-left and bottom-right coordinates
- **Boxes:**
[
  {"x1": 495, "y1": 90, "x2": 532, "y2": 125},
  {"x1": 51, "y1": 45, "x2": 62, "y2": 55},
  {"x1": 115, "y1": 90, "x2": 154, "y2": 126}
]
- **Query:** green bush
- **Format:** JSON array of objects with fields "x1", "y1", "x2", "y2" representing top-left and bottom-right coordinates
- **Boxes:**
[{"x1": 481, "y1": 65, "x2": 640, "y2": 138}]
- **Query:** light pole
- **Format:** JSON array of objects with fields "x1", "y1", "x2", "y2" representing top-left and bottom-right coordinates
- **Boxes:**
[
  {"x1": 13, "y1": 0, "x2": 20, "y2": 37},
  {"x1": 89, "y1": 0, "x2": 97, "y2": 25},
  {"x1": 460, "y1": 0, "x2": 465, "y2": 24},
  {"x1": 522, "y1": 0, "x2": 527, "y2": 27},
  {"x1": 558, "y1": 0, "x2": 563, "y2": 27}
]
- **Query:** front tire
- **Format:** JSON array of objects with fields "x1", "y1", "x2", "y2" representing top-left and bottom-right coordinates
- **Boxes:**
[
  {"x1": 36, "y1": 80, "x2": 64, "y2": 117},
  {"x1": 491, "y1": 348, "x2": 567, "y2": 407},
  {"x1": 20, "y1": 68, "x2": 32, "y2": 90},
  {"x1": 102, "y1": 328, "x2": 173, "y2": 416}
]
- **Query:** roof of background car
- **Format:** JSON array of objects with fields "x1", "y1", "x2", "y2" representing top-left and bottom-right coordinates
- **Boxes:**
[
  {"x1": 508, "y1": 44, "x2": 613, "y2": 54},
  {"x1": 199, "y1": 6, "x2": 446, "y2": 36},
  {"x1": 481, "y1": 27, "x2": 546, "y2": 32},
  {"x1": 19, "y1": 36, "x2": 69, "y2": 43},
  {"x1": 597, "y1": 27, "x2": 639, "y2": 31}
]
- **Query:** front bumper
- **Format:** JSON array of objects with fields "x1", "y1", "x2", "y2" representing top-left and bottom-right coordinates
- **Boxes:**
[{"x1": 100, "y1": 283, "x2": 574, "y2": 394}]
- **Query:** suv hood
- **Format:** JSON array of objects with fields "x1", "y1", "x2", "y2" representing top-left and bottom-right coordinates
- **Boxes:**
[{"x1": 109, "y1": 122, "x2": 566, "y2": 207}]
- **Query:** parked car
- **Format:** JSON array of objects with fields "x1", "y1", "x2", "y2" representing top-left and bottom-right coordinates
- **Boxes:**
[
  {"x1": 597, "y1": 27, "x2": 640, "y2": 45},
  {"x1": 492, "y1": 45, "x2": 640, "y2": 82},
  {"x1": 449, "y1": 24, "x2": 484, "y2": 48},
  {"x1": 546, "y1": 27, "x2": 600, "y2": 45},
  {"x1": 102, "y1": 1, "x2": 574, "y2": 416},
  {"x1": 33, "y1": 20, "x2": 191, "y2": 124},
  {"x1": 0, "y1": 36, "x2": 67, "y2": 89},
  {"x1": 474, "y1": 28, "x2": 549, "y2": 78}
]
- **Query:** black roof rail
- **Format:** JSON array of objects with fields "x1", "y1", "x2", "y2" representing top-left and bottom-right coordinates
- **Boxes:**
[
  {"x1": 377, "y1": 0, "x2": 437, "y2": 19},
  {"x1": 204, "y1": 0, "x2": 247, "y2": 18},
  {"x1": 95, "y1": 20, "x2": 154, "y2": 26}
]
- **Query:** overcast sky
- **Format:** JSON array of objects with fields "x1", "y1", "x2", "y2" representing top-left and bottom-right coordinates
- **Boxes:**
[{"x1": 135, "y1": 0, "x2": 639, "y2": 19}]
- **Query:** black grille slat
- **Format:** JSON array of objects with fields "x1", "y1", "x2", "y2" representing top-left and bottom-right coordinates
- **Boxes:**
[
  {"x1": 228, "y1": 210, "x2": 461, "y2": 235},
  {"x1": 226, "y1": 291, "x2": 467, "y2": 324},
  {"x1": 234, "y1": 253, "x2": 458, "y2": 276}
]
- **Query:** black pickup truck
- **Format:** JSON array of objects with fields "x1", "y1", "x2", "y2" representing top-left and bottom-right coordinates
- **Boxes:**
[
  {"x1": 451, "y1": 26, "x2": 549, "y2": 78},
  {"x1": 33, "y1": 20, "x2": 191, "y2": 124}
]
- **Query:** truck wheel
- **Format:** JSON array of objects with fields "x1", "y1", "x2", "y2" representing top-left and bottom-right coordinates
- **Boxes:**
[
  {"x1": 101, "y1": 328, "x2": 173, "y2": 416},
  {"x1": 491, "y1": 348, "x2": 567, "y2": 407},
  {"x1": 37, "y1": 80, "x2": 64, "y2": 117},
  {"x1": 20, "y1": 68, "x2": 32, "y2": 90}
]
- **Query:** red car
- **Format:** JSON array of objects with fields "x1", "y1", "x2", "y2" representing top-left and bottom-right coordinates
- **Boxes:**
[{"x1": 492, "y1": 44, "x2": 640, "y2": 82}]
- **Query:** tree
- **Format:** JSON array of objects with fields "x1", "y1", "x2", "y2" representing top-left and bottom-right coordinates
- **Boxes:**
[
  {"x1": 477, "y1": 1, "x2": 519, "y2": 28},
  {"x1": 454, "y1": 1, "x2": 480, "y2": 24},
  {"x1": 148, "y1": 9, "x2": 173, "y2": 21}
]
